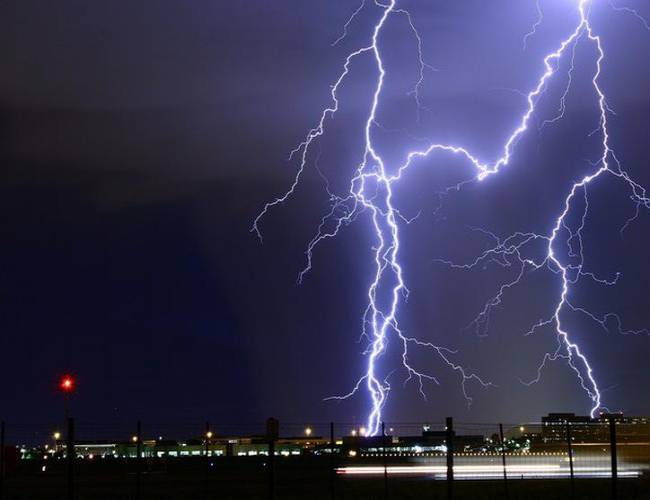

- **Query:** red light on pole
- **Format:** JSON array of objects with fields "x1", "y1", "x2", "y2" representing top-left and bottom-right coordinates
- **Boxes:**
[{"x1": 59, "y1": 375, "x2": 75, "y2": 394}]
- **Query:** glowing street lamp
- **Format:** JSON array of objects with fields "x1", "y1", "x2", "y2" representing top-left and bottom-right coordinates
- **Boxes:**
[
  {"x1": 304, "y1": 427, "x2": 312, "y2": 437},
  {"x1": 204, "y1": 426, "x2": 213, "y2": 457}
]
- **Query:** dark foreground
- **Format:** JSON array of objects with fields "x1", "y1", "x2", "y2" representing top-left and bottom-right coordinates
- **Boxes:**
[{"x1": 3, "y1": 458, "x2": 650, "y2": 500}]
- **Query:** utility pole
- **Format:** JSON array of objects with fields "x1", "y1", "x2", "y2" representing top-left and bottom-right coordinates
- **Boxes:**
[
  {"x1": 566, "y1": 421, "x2": 575, "y2": 499},
  {"x1": 609, "y1": 417, "x2": 618, "y2": 500},
  {"x1": 330, "y1": 422, "x2": 336, "y2": 500},
  {"x1": 66, "y1": 417, "x2": 74, "y2": 500},
  {"x1": 0, "y1": 421, "x2": 5, "y2": 500},
  {"x1": 445, "y1": 417, "x2": 454, "y2": 500},
  {"x1": 136, "y1": 421, "x2": 142, "y2": 500},
  {"x1": 499, "y1": 424, "x2": 508, "y2": 500}
]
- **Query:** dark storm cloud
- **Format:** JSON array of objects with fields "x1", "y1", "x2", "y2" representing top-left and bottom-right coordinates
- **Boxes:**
[{"x1": 1, "y1": 0, "x2": 650, "y2": 426}]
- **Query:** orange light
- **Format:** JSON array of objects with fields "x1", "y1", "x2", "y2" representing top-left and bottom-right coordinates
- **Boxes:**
[{"x1": 59, "y1": 375, "x2": 75, "y2": 393}]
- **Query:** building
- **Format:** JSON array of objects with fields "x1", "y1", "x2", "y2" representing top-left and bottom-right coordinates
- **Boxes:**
[
  {"x1": 341, "y1": 426, "x2": 485, "y2": 456},
  {"x1": 540, "y1": 413, "x2": 600, "y2": 444}
]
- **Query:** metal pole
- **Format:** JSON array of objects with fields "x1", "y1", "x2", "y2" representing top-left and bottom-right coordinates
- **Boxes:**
[
  {"x1": 566, "y1": 421, "x2": 575, "y2": 499},
  {"x1": 205, "y1": 422, "x2": 210, "y2": 456},
  {"x1": 268, "y1": 436, "x2": 275, "y2": 500},
  {"x1": 609, "y1": 417, "x2": 617, "y2": 500},
  {"x1": 67, "y1": 417, "x2": 74, "y2": 500},
  {"x1": 499, "y1": 424, "x2": 508, "y2": 499},
  {"x1": 445, "y1": 417, "x2": 454, "y2": 500},
  {"x1": 382, "y1": 422, "x2": 388, "y2": 499},
  {"x1": 205, "y1": 421, "x2": 210, "y2": 496},
  {"x1": 136, "y1": 420, "x2": 142, "y2": 500},
  {"x1": 330, "y1": 422, "x2": 336, "y2": 500},
  {"x1": 0, "y1": 421, "x2": 5, "y2": 500}
]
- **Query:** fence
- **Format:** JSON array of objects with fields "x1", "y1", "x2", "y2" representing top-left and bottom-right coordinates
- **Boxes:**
[{"x1": 1, "y1": 417, "x2": 649, "y2": 499}]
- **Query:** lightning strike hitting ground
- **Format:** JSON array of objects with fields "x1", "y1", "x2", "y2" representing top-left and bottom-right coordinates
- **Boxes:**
[{"x1": 253, "y1": 0, "x2": 650, "y2": 435}]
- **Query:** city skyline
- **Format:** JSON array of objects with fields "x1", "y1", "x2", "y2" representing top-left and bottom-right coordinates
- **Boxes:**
[{"x1": 2, "y1": 0, "x2": 650, "y2": 428}]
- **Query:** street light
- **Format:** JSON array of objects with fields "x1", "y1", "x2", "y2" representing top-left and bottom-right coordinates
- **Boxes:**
[
  {"x1": 304, "y1": 427, "x2": 312, "y2": 437},
  {"x1": 206, "y1": 431, "x2": 213, "y2": 439},
  {"x1": 53, "y1": 432, "x2": 61, "y2": 440}
]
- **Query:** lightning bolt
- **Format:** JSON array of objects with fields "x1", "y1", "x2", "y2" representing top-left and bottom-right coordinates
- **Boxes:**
[
  {"x1": 522, "y1": 0, "x2": 544, "y2": 51},
  {"x1": 253, "y1": 0, "x2": 650, "y2": 434},
  {"x1": 609, "y1": 0, "x2": 650, "y2": 31}
]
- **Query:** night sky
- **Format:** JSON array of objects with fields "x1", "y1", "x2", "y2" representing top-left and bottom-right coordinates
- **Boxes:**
[{"x1": 2, "y1": 1, "x2": 650, "y2": 428}]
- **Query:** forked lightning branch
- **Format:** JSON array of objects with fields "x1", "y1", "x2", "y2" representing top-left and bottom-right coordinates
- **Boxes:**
[{"x1": 253, "y1": 0, "x2": 650, "y2": 436}]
